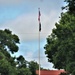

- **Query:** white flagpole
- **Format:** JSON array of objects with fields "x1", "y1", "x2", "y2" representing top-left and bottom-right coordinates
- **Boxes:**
[
  {"x1": 38, "y1": 8, "x2": 41, "y2": 75},
  {"x1": 39, "y1": 29, "x2": 40, "y2": 75}
]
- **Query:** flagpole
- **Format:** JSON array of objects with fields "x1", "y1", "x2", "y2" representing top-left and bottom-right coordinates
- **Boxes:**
[
  {"x1": 38, "y1": 8, "x2": 41, "y2": 75},
  {"x1": 39, "y1": 28, "x2": 40, "y2": 75}
]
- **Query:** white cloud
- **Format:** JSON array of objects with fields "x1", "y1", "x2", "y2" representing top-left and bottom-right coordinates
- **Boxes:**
[
  {"x1": 23, "y1": 47, "x2": 55, "y2": 69},
  {"x1": 0, "y1": 0, "x2": 23, "y2": 5},
  {"x1": 0, "y1": 0, "x2": 41, "y2": 5},
  {"x1": 0, "y1": 0, "x2": 64, "y2": 70},
  {"x1": 1, "y1": 9, "x2": 59, "y2": 42}
]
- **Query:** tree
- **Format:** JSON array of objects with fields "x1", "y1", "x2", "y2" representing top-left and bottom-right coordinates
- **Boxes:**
[
  {"x1": 0, "y1": 29, "x2": 19, "y2": 54},
  {"x1": 0, "y1": 52, "x2": 17, "y2": 75},
  {"x1": 0, "y1": 29, "x2": 20, "y2": 75},
  {"x1": 16, "y1": 55, "x2": 27, "y2": 68},
  {"x1": 44, "y1": 1, "x2": 75, "y2": 75},
  {"x1": 16, "y1": 55, "x2": 32, "y2": 75},
  {"x1": 0, "y1": 29, "x2": 45, "y2": 75},
  {"x1": 17, "y1": 68, "x2": 32, "y2": 75},
  {"x1": 28, "y1": 61, "x2": 39, "y2": 75},
  {"x1": 62, "y1": 0, "x2": 75, "y2": 14}
]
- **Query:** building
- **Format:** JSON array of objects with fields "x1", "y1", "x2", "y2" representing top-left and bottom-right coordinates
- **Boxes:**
[{"x1": 36, "y1": 70, "x2": 65, "y2": 75}]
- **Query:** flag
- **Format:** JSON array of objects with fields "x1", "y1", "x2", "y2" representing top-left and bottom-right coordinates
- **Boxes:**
[
  {"x1": 39, "y1": 22, "x2": 41, "y2": 32},
  {"x1": 38, "y1": 8, "x2": 41, "y2": 22},
  {"x1": 38, "y1": 8, "x2": 41, "y2": 32}
]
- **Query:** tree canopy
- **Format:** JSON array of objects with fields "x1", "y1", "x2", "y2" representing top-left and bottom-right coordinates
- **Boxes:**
[
  {"x1": 0, "y1": 29, "x2": 20, "y2": 75},
  {"x1": 0, "y1": 29, "x2": 41, "y2": 75},
  {"x1": 0, "y1": 29, "x2": 19, "y2": 54},
  {"x1": 62, "y1": 0, "x2": 75, "y2": 14},
  {"x1": 44, "y1": 0, "x2": 75, "y2": 75},
  {"x1": 29, "y1": 61, "x2": 39, "y2": 75}
]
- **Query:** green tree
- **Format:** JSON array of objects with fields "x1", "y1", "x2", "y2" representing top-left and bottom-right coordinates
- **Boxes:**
[
  {"x1": 16, "y1": 55, "x2": 32, "y2": 75},
  {"x1": 0, "y1": 29, "x2": 20, "y2": 75},
  {"x1": 0, "y1": 29, "x2": 38, "y2": 75},
  {"x1": 29, "y1": 61, "x2": 39, "y2": 75},
  {"x1": 62, "y1": 0, "x2": 75, "y2": 14},
  {"x1": 44, "y1": 1, "x2": 75, "y2": 75},
  {"x1": 0, "y1": 52, "x2": 17, "y2": 75},
  {"x1": 17, "y1": 68, "x2": 32, "y2": 75},
  {"x1": 0, "y1": 29, "x2": 19, "y2": 54},
  {"x1": 16, "y1": 55, "x2": 27, "y2": 68}
]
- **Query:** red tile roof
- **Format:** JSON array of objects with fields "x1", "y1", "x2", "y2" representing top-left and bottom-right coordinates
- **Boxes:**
[{"x1": 36, "y1": 70, "x2": 65, "y2": 75}]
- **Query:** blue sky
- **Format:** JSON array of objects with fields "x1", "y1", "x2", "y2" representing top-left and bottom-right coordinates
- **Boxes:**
[{"x1": 0, "y1": 0, "x2": 65, "y2": 69}]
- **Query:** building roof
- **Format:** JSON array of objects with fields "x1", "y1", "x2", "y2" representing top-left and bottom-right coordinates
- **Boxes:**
[{"x1": 36, "y1": 70, "x2": 65, "y2": 75}]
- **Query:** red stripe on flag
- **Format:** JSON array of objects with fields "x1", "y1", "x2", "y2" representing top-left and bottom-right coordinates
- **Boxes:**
[{"x1": 38, "y1": 9, "x2": 41, "y2": 22}]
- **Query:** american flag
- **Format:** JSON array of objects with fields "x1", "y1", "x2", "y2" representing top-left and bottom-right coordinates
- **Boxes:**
[
  {"x1": 38, "y1": 8, "x2": 41, "y2": 22},
  {"x1": 38, "y1": 8, "x2": 41, "y2": 32}
]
